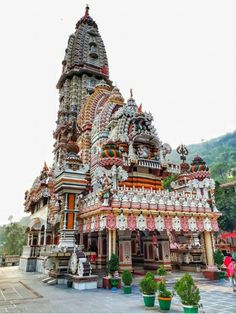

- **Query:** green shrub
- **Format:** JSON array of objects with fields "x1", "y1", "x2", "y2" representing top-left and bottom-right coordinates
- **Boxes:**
[
  {"x1": 214, "y1": 250, "x2": 224, "y2": 269},
  {"x1": 140, "y1": 272, "x2": 158, "y2": 295},
  {"x1": 174, "y1": 273, "x2": 200, "y2": 306},
  {"x1": 108, "y1": 253, "x2": 119, "y2": 276},
  {"x1": 157, "y1": 280, "x2": 172, "y2": 298},
  {"x1": 157, "y1": 265, "x2": 167, "y2": 276},
  {"x1": 121, "y1": 269, "x2": 133, "y2": 286}
]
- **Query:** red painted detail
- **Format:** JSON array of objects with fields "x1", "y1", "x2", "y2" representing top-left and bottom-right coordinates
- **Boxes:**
[{"x1": 127, "y1": 214, "x2": 137, "y2": 231}]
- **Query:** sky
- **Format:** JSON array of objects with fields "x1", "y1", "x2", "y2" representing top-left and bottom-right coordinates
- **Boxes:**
[{"x1": 0, "y1": 0, "x2": 235, "y2": 225}]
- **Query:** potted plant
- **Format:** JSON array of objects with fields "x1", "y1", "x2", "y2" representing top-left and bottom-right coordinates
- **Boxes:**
[
  {"x1": 156, "y1": 265, "x2": 167, "y2": 281},
  {"x1": 108, "y1": 253, "x2": 119, "y2": 289},
  {"x1": 157, "y1": 280, "x2": 173, "y2": 311},
  {"x1": 214, "y1": 250, "x2": 225, "y2": 280},
  {"x1": 140, "y1": 272, "x2": 158, "y2": 307},
  {"x1": 121, "y1": 269, "x2": 133, "y2": 294},
  {"x1": 174, "y1": 273, "x2": 200, "y2": 313}
]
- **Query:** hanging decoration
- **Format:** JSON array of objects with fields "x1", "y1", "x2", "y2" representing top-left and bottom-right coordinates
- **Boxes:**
[{"x1": 127, "y1": 214, "x2": 137, "y2": 231}]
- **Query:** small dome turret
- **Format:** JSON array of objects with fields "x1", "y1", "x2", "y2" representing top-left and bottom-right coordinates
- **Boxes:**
[
  {"x1": 99, "y1": 140, "x2": 123, "y2": 168},
  {"x1": 190, "y1": 156, "x2": 209, "y2": 172},
  {"x1": 190, "y1": 155, "x2": 210, "y2": 180}
]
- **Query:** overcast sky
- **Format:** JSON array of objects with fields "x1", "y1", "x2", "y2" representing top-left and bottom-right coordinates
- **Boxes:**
[{"x1": 0, "y1": 0, "x2": 235, "y2": 225}]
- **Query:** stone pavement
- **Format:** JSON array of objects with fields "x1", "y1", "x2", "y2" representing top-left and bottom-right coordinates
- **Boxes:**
[{"x1": 0, "y1": 267, "x2": 235, "y2": 313}]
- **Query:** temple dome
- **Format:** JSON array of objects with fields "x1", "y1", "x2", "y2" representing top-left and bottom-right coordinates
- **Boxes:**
[
  {"x1": 190, "y1": 156, "x2": 209, "y2": 172},
  {"x1": 99, "y1": 140, "x2": 123, "y2": 167},
  {"x1": 189, "y1": 155, "x2": 210, "y2": 180}
]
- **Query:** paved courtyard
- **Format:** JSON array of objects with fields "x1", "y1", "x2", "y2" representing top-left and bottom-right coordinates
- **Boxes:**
[{"x1": 0, "y1": 267, "x2": 235, "y2": 313}]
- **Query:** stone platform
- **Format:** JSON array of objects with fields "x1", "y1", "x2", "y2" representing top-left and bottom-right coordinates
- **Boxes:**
[
  {"x1": 1, "y1": 267, "x2": 236, "y2": 313},
  {"x1": 68, "y1": 274, "x2": 98, "y2": 290}
]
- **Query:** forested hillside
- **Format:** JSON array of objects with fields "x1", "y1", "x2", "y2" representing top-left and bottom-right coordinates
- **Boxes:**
[{"x1": 170, "y1": 131, "x2": 236, "y2": 183}]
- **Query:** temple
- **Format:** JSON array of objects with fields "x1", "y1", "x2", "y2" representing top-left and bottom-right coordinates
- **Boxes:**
[{"x1": 20, "y1": 7, "x2": 221, "y2": 281}]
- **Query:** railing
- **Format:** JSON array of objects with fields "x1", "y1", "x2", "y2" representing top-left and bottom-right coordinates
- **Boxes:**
[
  {"x1": 138, "y1": 159, "x2": 161, "y2": 169},
  {"x1": 21, "y1": 245, "x2": 41, "y2": 258}
]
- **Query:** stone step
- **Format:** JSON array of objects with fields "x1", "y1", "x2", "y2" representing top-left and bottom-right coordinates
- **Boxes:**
[
  {"x1": 42, "y1": 277, "x2": 52, "y2": 283},
  {"x1": 47, "y1": 279, "x2": 57, "y2": 285}
]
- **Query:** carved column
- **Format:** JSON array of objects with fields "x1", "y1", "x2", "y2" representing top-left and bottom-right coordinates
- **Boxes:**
[
  {"x1": 43, "y1": 227, "x2": 47, "y2": 246},
  {"x1": 37, "y1": 231, "x2": 41, "y2": 246},
  {"x1": 96, "y1": 231, "x2": 106, "y2": 270},
  {"x1": 112, "y1": 230, "x2": 116, "y2": 254},
  {"x1": 118, "y1": 230, "x2": 132, "y2": 271},
  {"x1": 204, "y1": 231, "x2": 216, "y2": 269},
  {"x1": 108, "y1": 230, "x2": 112, "y2": 260}
]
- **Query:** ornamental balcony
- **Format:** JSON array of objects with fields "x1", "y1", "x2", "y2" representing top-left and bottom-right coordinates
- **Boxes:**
[
  {"x1": 79, "y1": 187, "x2": 216, "y2": 214},
  {"x1": 137, "y1": 159, "x2": 161, "y2": 169}
]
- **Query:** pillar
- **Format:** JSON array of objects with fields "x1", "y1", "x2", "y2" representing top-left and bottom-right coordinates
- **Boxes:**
[
  {"x1": 43, "y1": 228, "x2": 47, "y2": 246},
  {"x1": 112, "y1": 230, "x2": 116, "y2": 254},
  {"x1": 108, "y1": 230, "x2": 112, "y2": 259},
  {"x1": 204, "y1": 231, "x2": 216, "y2": 269},
  {"x1": 88, "y1": 233, "x2": 91, "y2": 249},
  {"x1": 79, "y1": 219, "x2": 83, "y2": 247},
  {"x1": 96, "y1": 231, "x2": 107, "y2": 270},
  {"x1": 38, "y1": 231, "x2": 41, "y2": 246},
  {"x1": 27, "y1": 233, "x2": 30, "y2": 246},
  {"x1": 118, "y1": 230, "x2": 132, "y2": 271}
]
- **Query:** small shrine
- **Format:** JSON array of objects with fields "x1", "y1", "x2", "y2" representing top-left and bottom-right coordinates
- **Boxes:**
[{"x1": 20, "y1": 6, "x2": 221, "y2": 284}]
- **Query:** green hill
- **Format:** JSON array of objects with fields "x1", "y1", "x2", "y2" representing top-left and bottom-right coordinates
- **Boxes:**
[{"x1": 170, "y1": 130, "x2": 236, "y2": 183}]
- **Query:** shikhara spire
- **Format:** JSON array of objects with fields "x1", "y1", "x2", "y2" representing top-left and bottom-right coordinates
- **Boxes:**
[{"x1": 54, "y1": 6, "x2": 110, "y2": 169}]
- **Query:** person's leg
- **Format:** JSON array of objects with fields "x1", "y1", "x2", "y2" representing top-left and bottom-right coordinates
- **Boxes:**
[{"x1": 233, "y1": 276, "x2": 236, "y2": 292}]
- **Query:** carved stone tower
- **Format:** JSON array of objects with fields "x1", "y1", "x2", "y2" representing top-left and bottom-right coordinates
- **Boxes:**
[{"x1": 53, "y1": 5, "x2": 110, "y2": 168}]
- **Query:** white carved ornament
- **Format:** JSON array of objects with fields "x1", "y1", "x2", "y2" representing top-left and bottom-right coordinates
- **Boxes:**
[
  {"x1": 155, "y1": 215, "x2": 164, "y2": 231},
  {"x1": 69, "y1": 252, "x2": 78, "y2": 274},
  {"x1": 188, "y1": 217, "x2": 197, "y2": 232},
  {"x1": 203, "y1": 217, "x2": 212, "y2": 231},
  {"x1": 117, "y1": 213, "x2": 127, "y2": 230},
  {"x1": 172, "y1": 216, "x2": 181, "y2": 232},
  {"x1": 137, "y1": 214, "x2": 146, "y2": 231},
  {"x1": 91, "y1": 216, "x2": 96, "y2": 232},
  {"x1": 99, "y1": 215, "x2": 106, "y2": 230}
]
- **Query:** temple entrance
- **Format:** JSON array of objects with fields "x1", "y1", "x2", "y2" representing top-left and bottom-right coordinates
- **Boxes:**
[
  {"x1": 118, "y1": 229, "x2": 205, "y2": 272},
  {"x1": 169, "y1": 230, "x2": 205, "y2": 271},
  {"x1": 129, "y1": 230, "x2": 171, "y2": 272},
  {"x1": 81, "y1": 228, "x2": 207, "y2": 273}
]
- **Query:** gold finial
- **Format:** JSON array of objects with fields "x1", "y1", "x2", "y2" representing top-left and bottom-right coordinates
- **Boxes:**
[{"x1": 85, "y1": 4, "x2": 89, "y2": 16}]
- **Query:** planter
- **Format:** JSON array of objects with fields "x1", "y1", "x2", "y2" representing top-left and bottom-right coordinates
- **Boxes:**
[
  {"x1": 143, "y1": 294, "x2": 156, "y2": 307},
  {"x1": 203, "y1": 270, "x2": 219, "y2": 280},
  {"x1": 103, "y1": 276, "x2": 121, "y2": 289},
  {"x1": 110, "y1": 278, "x2": 119, "y2": 288},
  {"x1": 182, "y1": 304, "x2": 199, "y2": 313},
  {"x1": 218, "y1": 271, "x2": 226, "y2": 280},
  {"x1": 158, "y1": 296, "x2": 172, "y2": 310},
  {"x1": 123, "y1": 285, "x2": 132, "y2": 294}
]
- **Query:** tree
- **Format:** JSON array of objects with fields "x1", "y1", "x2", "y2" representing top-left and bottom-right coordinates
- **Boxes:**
[
  {"x1": 2, "y1": 222, "x2": 27, "y2": 255},
  {"x1": 0, "y1": 225, "x2": 6, "y2": 255},
  {"x1": 215, "y1": 181, "x2": 236, "y2": 231},
  {"x1": 214, "y1": 249, "x2": 224, "y2": 269},
  {"x1": 161, "y1": 175, "x2": 177, "y2": 191}
]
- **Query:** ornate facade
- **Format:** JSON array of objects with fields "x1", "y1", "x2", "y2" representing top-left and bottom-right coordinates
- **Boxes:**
[{"x1": 20, "y1": 7, "x2": 220, "y2": 275}]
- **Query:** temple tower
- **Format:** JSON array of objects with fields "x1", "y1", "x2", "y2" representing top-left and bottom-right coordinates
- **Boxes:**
[{"x1": 53, "y1": 5, "x2": 110, "y2": 169}]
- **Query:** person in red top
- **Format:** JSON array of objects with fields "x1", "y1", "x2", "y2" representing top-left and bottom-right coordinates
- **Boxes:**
[
  {"x1": 226, "y1": 257, "x2": 236, "y2": 290},
  {"x1": 224, "y1": 253, "x2": 232, "y2": 266},
  {"x1": 224, "y1": 253, "x2": 233, "y2": 286}
]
